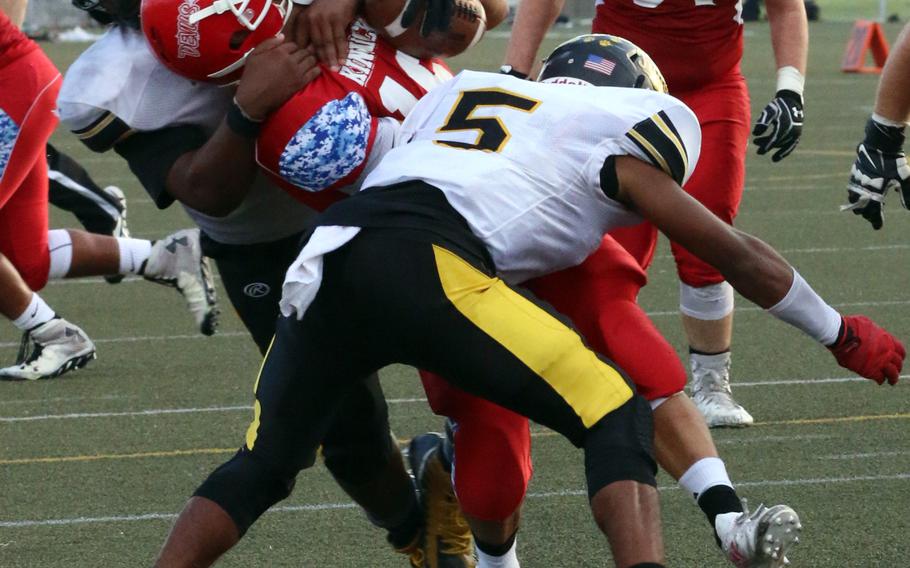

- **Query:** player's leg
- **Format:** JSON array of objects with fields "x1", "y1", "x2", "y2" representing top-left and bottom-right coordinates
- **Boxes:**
[
  {"x1": 202, "y1": 231, "x2": 426, "y2": 556},
  {"x1": 156, "y1": 308, "x2": 385, "y2": 567},
  {"x1": 420, "y1": 371, "x2": 529, "y2": 567},
  {"x1": 673, "y1": 74, "x2": 753, "y2": 427},
  {"x1": 526, "y1": 236, "x2": 800, "y2": 565},
  {"x1": 46, "y1": 143, "x2": 127, "y2": 237},
  {"x1": 382, "y1": 238, "x2": 663, "y2": 567}
]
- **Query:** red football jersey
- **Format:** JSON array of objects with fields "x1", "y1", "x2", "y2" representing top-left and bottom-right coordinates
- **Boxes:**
[
  {"x1": 256, "y1": 19, "x2": 452, "y2": 208},
  {"x1": 0, "y1": 10, "x2": 38, "y2": 69},
  {"x1": 593, "y1": 0, "x2": 743, "y2": 92}
]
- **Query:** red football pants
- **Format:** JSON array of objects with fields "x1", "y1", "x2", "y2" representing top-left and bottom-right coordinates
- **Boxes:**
[
  {"x1": 420, "y1": 237, "x2": 687, "y2": 521},
  {"x1": 0, "y1": 49, "x2": 61, "y2": 291},
  {"x1": 610, "y1": 69, "x2": 751, "y2": 285}
]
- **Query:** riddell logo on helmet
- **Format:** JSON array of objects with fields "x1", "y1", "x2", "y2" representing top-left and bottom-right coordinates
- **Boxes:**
[{"x1": 176, "y1": 0, "x2": 201, "y2": 59}]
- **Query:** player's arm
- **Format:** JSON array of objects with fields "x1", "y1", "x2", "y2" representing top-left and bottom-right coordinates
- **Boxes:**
[
  {"x1": 842, "y1": 23, "x2": 910, "y2": 229},
  {"x1": 612, "y1": 156, "x2": 904, "y2": 384},
  {"x1": 501, "y1": 0, "x2": 564, "y2": 78},
  {"x1": 118, "y1": 37, "x2": 319, "y2": 216},
  {"x1": 0, "y1": 0, "x2": 28, "y2": 28},
  {"x1": 753, "y1": 0, "x2": 808, "y2": 162}
]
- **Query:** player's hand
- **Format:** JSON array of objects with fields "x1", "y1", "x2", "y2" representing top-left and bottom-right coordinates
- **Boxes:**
[
  {"x1": 752, "y1": 90, "x2": 804, "y2": 162},
  {"x1": 841, "y1": 117, "x2": 910, "y2": 230},
  {"x1": 286, "y1": 0, "x2": 357, "y2": 71},
  {"x1": 828, "y1": 315, "x2": 905, "y2": 385},
  {"x1": 402, "y1": 0, "x2": 454, "y2": 37},
  {"x1": 235, "y1": 36, "x2": 320, "y2": 121}
]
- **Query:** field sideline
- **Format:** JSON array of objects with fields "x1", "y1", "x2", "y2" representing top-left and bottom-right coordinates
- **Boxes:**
[{"x1": 1, "y1": 20, "x2": 909, "y2": 567}]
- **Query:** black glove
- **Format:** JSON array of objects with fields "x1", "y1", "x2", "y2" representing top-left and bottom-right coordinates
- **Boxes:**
[
  {"x1": 401, "y1": 0, "x2": 454, "y2": 37},
  {"x1": 752, "y1": 89, "x2": 804, "y2": 162},
  {"x1": 842, "y1": 117, "x2": 910, "y2": 230}
]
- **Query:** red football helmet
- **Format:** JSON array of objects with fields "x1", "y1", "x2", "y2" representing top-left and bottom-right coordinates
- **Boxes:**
[{"x1": 141, "y1": 0, "x2": 292, "y2": 84}]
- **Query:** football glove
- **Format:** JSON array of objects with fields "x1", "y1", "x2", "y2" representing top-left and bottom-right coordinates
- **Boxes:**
[
  {"x1": 752, "y1": 90, "x2": 804, "y2": 162},
  {"x1": 401, "y1": 0, "x2": 454, "y2": 37},
  {"x1": 842, "y1": 117, "x2": 910, "y2": 230},
  {"x1": 828, "y1": 315, "x2": 905, "y2": 385}
]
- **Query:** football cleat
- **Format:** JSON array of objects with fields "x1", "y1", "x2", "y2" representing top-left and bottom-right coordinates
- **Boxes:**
[
  {"x1": 143, "y1": 229, "x2": 219, "y2": 336},
  {"x1": 691, "y1": 354, "x2": 754, "y2": 428},
  {"x1": 407, "y1": 433, "x2": 476, "y2": 568},
  {"x1": 0, "y1": 318, "x2": 96, "y2": 380},
  {"x1": 717, "y1": 503, "x2": 802, "y2": 568},
  {"x1": 103, "y1": 185, "x2": 130, "y2": 284}
]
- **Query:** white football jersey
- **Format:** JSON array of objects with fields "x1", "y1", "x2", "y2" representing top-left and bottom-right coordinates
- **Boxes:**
[
  {"x1": 57, "y1": 26, "x2": 316, "y2": 245},
  {"x1": 363, "y1": 70, "x2": 701, "y2": 283}
]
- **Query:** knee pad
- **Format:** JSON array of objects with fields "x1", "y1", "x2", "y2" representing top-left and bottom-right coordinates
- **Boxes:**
[
  {"x1": 679, "y1": 281, "x2": 734, "y2": 321},
  {"x1": 47, "y1": 229, "x2": 73, "y2": 280},
  {"x1": 194, "y1": 449, "x2": 296, "y2": 536},
  {"x1": 584, "y1": 394, "x2": 657, "y2": 500}
]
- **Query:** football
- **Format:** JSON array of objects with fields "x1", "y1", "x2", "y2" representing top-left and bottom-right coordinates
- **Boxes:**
[{"x1": 363, "y1": 0, "x2": 487, "y2": 59}]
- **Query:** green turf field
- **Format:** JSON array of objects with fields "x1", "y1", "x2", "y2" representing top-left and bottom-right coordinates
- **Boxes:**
[{"x1": 1, "y1": 20, "x2": 908, "y2": 567}]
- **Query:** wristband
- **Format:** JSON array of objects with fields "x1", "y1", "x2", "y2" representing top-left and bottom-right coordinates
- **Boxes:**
[
  {"x1": 499, "y1": 65, "x2": 529, "y2": 80},
  {"x1": 767, "y1": 268, "x2": 842, "y2": 345},
  {"x1": 864, "y1": 115, "x2": 905, "y2": 153},
  {"x1": 226, "y1": 97, "x2": 263, "y2": 139},
  {"x1": 775, "y1": 66, "x2": 805, "y2": 97}
]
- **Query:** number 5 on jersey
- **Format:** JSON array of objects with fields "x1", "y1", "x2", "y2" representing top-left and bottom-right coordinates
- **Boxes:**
[{"x1": 435, "y1": 89, "x2": 541, "y2": 153}]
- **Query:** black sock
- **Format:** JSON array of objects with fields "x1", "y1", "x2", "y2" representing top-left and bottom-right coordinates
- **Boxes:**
[
  {"x1": 688, "y1": 347, "x2": 731, "y2": 356},
  {"x1": 629, "y1": 563, "x2": 666, "y2": 568},
  {"x1": 475, "y1": 530, "x2": 517, "y2": 557},
  {"x1": 697, "y1": 484, "x2": 744, "y2": 547}
]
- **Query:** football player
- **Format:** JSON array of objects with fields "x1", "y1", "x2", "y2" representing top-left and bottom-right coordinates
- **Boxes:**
[
  {"x1": 0, "y1": 1, "x2": 217, "y2": 380},
  {"x1": 63, "y1": 0, "x2": 476, "y2": 564},
  {"x1": 503, "y1": 0, "x2": 809, "y2": 428},
  {"x1": 843, "y1": 22, "x2": 910, "y2": 228},
  {"x1": 139, "y1": 0, "x2": 505, "y2": 564},
  {"x1": 152, "y1": 36, "x2": 903, "y2": 568},
  {"x1": 138, "y1": 3, "x2": 808, "y2": 566}
]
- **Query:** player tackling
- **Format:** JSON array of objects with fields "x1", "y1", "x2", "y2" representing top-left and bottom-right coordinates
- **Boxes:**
[{"x1": 153, "y1": 36, "x2": 903, "y2": 568}]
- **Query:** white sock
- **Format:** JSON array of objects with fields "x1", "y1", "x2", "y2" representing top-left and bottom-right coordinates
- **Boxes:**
[
  {"x1": 47, "y1": 229, "x2": 73, "y2": 279},
  {"x1": 678, "y1": 457, "x2": 733, "y2": 499},
  {"x1": 117, "y1": 238, "x2": 153, "y2": 275},
  {"x1": 476, "y1": 538, "x2": 520, "y2": 568},
  {"x1": 12, "y1": 293, "x2": 56, "y2": 331}
]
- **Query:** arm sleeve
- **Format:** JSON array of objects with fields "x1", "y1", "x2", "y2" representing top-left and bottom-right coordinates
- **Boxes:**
[
  {"x1": 591, "y1": 97, "x2": 702, "y2": 199},
  {"x1": 70, "y1": 110, "x2": 135, "y2": 153},
  {"x1": 620, "y1": 102, "x2": 701, "y2": 187},
  {"x1": 113, "y1": 125, "x2": 208, "y2": 209}
]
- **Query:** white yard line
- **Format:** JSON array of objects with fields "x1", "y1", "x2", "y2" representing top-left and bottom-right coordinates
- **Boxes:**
[
  {"x1": 2, "y1": 374, "x2": 905, "y2": 423},
  {"x1": 818, "y1": 450, "x2": 910, "y2": 460},
  {"x1": 1, "y1": 473, "x2": 906, "y2": 528}
]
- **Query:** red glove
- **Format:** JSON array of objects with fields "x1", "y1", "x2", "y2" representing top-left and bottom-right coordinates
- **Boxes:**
[{"x1": 828, "y1": 315, "x2": 905, "y2": 385}]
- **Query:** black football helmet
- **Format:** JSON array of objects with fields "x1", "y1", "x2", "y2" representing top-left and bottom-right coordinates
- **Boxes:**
[
  {"x1": 537, "y1": 34, "x2": 668, "y2": 94},
  {"x1": 72, "y1": 0, "x2": 140, "y2": 28}
]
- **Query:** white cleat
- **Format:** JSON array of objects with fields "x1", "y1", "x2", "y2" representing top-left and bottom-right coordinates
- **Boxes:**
[
  {"x1": 143, "y1": 228, "x2": 219, "y2": 336},
  {"x1": 691, "y1": 353, "x2": 754, "y2": 428},
  {"x1": 103, "y1": 185, "x2": 130, "y2": 239},
  {"x1": 718, "y1": 503, "x2": 802, "y2": 568},
  {"x1": 0, "y1": 318, "x2": 96, "y2": 380},
  {"x1": 103, "y1": 185, "x2": 130, "y2": 284}
]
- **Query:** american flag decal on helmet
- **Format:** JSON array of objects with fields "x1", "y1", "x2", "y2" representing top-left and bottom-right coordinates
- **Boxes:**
[{"x1": 583, "y1": 55, "x2": 616, "y2": 76}]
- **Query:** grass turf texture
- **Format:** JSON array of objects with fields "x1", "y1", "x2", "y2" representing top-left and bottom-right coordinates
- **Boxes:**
[{"x1": 1, "y1": 21, "x2": 909, "y2": 567}]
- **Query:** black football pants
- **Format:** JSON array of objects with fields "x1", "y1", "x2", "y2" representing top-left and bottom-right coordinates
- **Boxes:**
[{"x1": 195, "y1": 228, "x2": 656, "y2": 535}]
